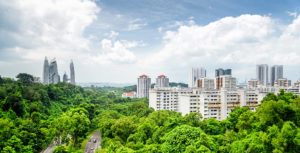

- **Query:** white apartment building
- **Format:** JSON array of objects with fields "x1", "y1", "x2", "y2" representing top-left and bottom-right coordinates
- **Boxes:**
[
  {"x1": 155, "y1": 75, "x2": 169, "y2": 88},
  {"x1": 215, "y1": 75, "x2": 237, "y2": 90},
  {"x1": 189, "y1": 67, "x2": 206, "y2": 87},
  {"x1": 149, "y1": 87, "x2": 192, "y2": 111},
  {"x1": 275, "y1": 78, "x2": 291, "y2": 87},
  {"x1": 197, "y1": 78, "x2": 215, "y2": 89},
  {"x1": 149, "y1": 87, "x2": 265, "y2": 121},
  {"x1": 137, "y1": 75, "x2": 151, "y2": 98},
  {"x1": 248, "y1": 79, "x2": 259, "y2": 88}
]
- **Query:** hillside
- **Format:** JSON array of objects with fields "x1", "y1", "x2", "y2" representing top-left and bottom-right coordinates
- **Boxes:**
[{"x1": 0, "y1": 74, "x2": 299, "y2": 153}]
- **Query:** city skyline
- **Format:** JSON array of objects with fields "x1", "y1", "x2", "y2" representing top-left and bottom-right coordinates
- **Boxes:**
[{"x1": 1, "y1": 0, "x2": 300, "y2": 83}]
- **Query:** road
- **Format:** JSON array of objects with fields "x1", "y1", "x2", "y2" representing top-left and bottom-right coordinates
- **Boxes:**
[
  {"x1": 84, "y1": 130, "x2": 102, "y2": 153},
  {"x1": 41, "y1": 141, "x2": 57, "y2": 153}
]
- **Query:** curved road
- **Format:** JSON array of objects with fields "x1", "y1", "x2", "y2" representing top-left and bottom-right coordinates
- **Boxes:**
[
  {"x1": 41, "y1": 141, "x2": 57, "y2": 153},
  {"x1": 84, "y1": 130, "x2": 102, "y2": 153}
]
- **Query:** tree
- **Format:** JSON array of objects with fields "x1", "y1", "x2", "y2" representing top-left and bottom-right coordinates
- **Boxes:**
[
  {"x1": 182, "y1": 112, "x2": 202, "y2": 127},
  {"x1": 53, "y1": 145, "x2": 68, "y2": 153},
  {"x1": 3, "y1": 93, "x2": 25, "y2": 116},
  {"x1": 256, "y1": 100, "x2": 295, "y2": 128},
  {"x1": 226, "y1": 107, "x2": 249, "y2": 131},
  {"x1": 67, "y1": 108, "x2": 90, "y2": 146},
  {"x1": 236, "y1": 110, "x2": 256, "y2": 132},
  {"x1": 16, "y1": 73, "x2": 34, "y2": 86},
  {"x1": 111, "y1": 116, "x2": 137, "y2": 143},
  {"x1": 201, "y1": 118, "x2": 221, "y2": 135},
  {"x1": 0, "y1": 87, "x2": 7, "y2": 99},
  {"x1": 0, "y1": 75, "x2": 3, "y2": 85},
  {"x1": 0, "y1": 118, "x2": 14, "y2": 148},
  {"x1": 161, "y1": 125, "x2": 202, "y2": 152}
]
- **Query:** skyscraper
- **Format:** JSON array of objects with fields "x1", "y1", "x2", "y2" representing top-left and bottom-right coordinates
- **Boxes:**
[
  {"x1": 49, "y1": 59, "x2": 59, "y2": 84},
  {"x1": 137, "y1": 75, "x2": 151, "y2": 98},
  {"x1": 271, "y1": 65, "x2": 283, "y2": 86},
  {"x1": 224, "y1": 69, "x2": 232, "y2": 75},
  {"x1": 63, "y1": 72, "x2": 68, "y2": 83},
  {"x1": 189, "y1": 67, "x2": 206, "y2": 87},
  {"x1": 156, "y1": 75, "x2": 169, "y2": 88},
  {"x1": 70, "y1": 60, "x2": 75, "y2": 85},
  {"x1": 43, "y1": 57, "x2": 49, "y2": 84},
  {"x1": 256, "y1": 64, "x2": 269, "y2": 86},
  {"x1": 215, "y1": 68, "x2": 232, "y2": 77}
]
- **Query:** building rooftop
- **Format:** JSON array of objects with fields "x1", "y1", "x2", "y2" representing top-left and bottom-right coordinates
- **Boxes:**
[
  {"x1": 158, "y1": 75, "x2": 166, "y2": 77},
  {"x1": 122, "y1": 91, "x2": 136, "y2": 97},
  {"x1": 140, "y1": 74, "x2": 148, "y2": 78}
]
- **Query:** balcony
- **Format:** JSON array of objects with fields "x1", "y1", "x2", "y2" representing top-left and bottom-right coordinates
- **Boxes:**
[{"x1": 208, "y1": 104, "x2": 221, "y2": 108}]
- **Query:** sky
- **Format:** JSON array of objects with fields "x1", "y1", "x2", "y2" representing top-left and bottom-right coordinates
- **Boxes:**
[{"x1": 1, "y1": 0, "x2": 300, "y2": 84}]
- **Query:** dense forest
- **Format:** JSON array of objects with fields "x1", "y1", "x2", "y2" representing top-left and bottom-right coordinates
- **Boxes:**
[{"x1": 0, "y1": 73, "x2": 300, "y2": 153}]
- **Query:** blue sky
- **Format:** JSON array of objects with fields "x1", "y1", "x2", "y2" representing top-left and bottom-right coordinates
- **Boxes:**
[{"x1": 0, "y1": 0, "x2": 300, "y2": 84}]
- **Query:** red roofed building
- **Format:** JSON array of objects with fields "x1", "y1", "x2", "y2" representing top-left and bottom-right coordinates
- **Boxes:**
[
  {"x1": 137, "y1": 74, "x2": 151, "y2": 98},
  {"x1": 155, "y1": 75, "x2": 169, "y2": 88},
  {"x1": 122, "y1": 91, "x2": 137, "y2": 98}
]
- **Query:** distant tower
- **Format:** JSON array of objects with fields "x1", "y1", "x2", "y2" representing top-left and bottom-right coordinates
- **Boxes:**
[
  {"x1": 271, "y1": 65, "x2": 283, "y2": 86},
  {"x1": 256, "y1": 64, "x2": 269, "y2": 86},
  {"x1": 156, "y1": 75, "x2": 169, "y2": 88},
  {"x1": 70, "y1": 60, "x2": 75, "y2": 85},
  {"x1": 43, "y1": 57, "x2": 49, "y2": 84},
  {"x1": 215, "y1": 68, "x2": 232, "y2": 77},
  {"x1": 137, "y1": 75, "x2": 151, "y2": 98},
  {"x1": 189, "y1": 67, "x2": 206, "y2": 87},
  {"x1": 63, "y1": 72, "x2": 68, "y2": 83},
  {"x1": 49, "y1": 59, "x2": 59, "y2": 84}
]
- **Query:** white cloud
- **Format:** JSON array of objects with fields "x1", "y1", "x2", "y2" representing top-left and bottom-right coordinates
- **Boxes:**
[
  {"x1": 0, "y1": 0, "x2": 100, "y2": 61},
  {"x1": 90, "y1": 39, "x2": 136, "y2": 64},
  {"x1": 105, "y1": 30, "x2": 119, "y2": 38},
  {"x1": 0, "y1": 0, "x2": 141, "y2": 66},
  {"x1": 287, "y1": 11, "x2": 297, "y2": 18},
  {"x1": 127, "y1": 18, "x2": 147, "y2": 31},
  {"x1": 140, "y1": 14, "x2": 300, "y2": 81}
]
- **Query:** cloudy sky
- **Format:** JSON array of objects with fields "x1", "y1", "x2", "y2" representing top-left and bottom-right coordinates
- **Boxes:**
[{"x1": 1, "y1": 0, "x2": 300, "y2": 84}]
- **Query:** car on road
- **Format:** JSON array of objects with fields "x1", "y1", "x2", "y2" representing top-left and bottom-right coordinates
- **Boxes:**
[
  {"x1": 93, "y1": 139, "x2": 97, "y2": 143},
  {"x1": 91, "y1": 147, "x2": 94, "y2": 150}
]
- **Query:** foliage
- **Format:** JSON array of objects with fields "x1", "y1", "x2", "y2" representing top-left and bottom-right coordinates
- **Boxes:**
[{"x1": 1, "y1": 74, "x2": 300, "y2": 153}]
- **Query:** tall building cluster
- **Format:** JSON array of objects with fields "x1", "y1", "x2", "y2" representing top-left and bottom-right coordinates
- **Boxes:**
[
  {"x1": 254, "y1": 64, "x2": 288, "y2": 87},
  {"x1": 43, "y1": 57, "x2": 75, "y2": 85},
  {"x1": 138, "y1": 65, "x2": 299, "y2": 121}
]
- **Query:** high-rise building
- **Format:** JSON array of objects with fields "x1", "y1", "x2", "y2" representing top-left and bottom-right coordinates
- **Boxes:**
[
  {"x1": 49, "y1": 59, "x2": 59, "y2": 84},
  {"x1": 189, "y1": 67, "x2": 206, "y2": 87},
  {"x1": 224, "y1": 69, "x2": 232, "y2": 75},
  {"x1": 215, "y1": 68, "x2": 232, "y2": 77},
  {"x1": 156, "y1": 75, "x2": 169, "y2": 88},
  {"x1": 70, "y1": 60, "x2": 75, "y2": 85},
  {"x1": 137, "y1": 75, "x2": 151, "y2": 98},
  {"x1": 215, "y1": 68, "x2": 224, "y2": 77},
  {"x1": 248, "y1": 79, "x2": 259, "y2": 88},
  {"x1": 197, "y1": 78, "x2": 215, "y2": 89},
  {"x1": 43, "y1": 57, "x2": 49, "y2": 84},
  {"x1": 63, "y1": 72, "x2": 68, "y2": 83},
  {"x1": 275, "y1": 78, "x2": 291, "y2": 87},
  {"x1": 215, "y1": 75, "x2": 237, "y2": 90},
  {"x1": 256, "y1": 64, "x2": 269, "y2": 86},
  {"x1": 271, "y1": 65, "x2": 283, "y2": 86}
]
